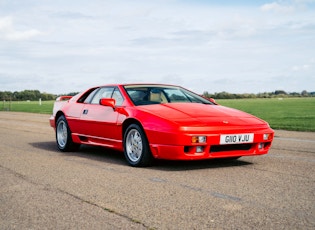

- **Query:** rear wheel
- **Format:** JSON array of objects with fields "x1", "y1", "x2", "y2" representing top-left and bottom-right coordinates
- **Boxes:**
[
  {"x1": 56, "y1": 115, "x2": 80, "y2": 151},
  {"x1": 123, "y1": 124, "x2": 153, "y2": 167}
]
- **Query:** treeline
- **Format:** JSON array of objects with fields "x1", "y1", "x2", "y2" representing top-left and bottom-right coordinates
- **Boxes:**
[
  {"x1": 0, "y1": 89, "x2": 314, "y2": 101},
  {"x1": 0, "y1": 90, "x2": 78, "y2": 101},
  {"x1": 203, "y1": 90, "x2": 314, "y2": 99}
]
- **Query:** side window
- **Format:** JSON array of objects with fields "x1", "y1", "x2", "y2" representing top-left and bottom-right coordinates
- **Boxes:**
[
  {"x1": 90, "y1": 87, "x2": 115, "y2": 104},
  {"x1": 164, "y1": 89, "x2": 189, "y2": 102},
  {"x1": 112, "y1": 88, "x2": 124, "y2": 106},
  {"x1": 83, "y1": 88, "x2": 100, "y2": 103},
  {"x1": 77, "y1": 87, "x2": 99, "y2": 103},
  {"x1": 185, "y1": 93, "x2": 199, "y2": 103}
]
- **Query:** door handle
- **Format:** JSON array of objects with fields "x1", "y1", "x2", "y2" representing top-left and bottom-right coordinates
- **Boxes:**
[{"x1": 83, "y1": 109, "x2": 88, "y2": 115}]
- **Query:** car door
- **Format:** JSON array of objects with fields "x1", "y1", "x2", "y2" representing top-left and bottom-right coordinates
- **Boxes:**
[
  {"x1": 64, "y1": 87, "x2": 100, "y2": 135},
  {"x1": 80, "y1": 87, "x2": 123, "y2": 142}
]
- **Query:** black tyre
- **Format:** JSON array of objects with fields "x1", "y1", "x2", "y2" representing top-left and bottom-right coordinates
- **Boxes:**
[
  {"x1": 56, "y1": 115, "x2": 80, "y2": 152},
  {"x1": 123, "y1": 124, "x2": 153, "y2": 167}
]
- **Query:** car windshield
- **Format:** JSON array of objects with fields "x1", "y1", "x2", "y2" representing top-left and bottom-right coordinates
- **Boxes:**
[{"x1": 124, "y1": 85, "x2": 213, "y2": 106}]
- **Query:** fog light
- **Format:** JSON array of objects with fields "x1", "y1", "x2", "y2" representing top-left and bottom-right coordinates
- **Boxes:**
[
  {"x1": 192, "y1": 136, "x2": 207, "y2": 143},
  {"x1": 196, "y1": 146, "x2": 204, "y2": 153},
  {"x1": 258, "y1": 143, "x2": 264, "y2": 149}
]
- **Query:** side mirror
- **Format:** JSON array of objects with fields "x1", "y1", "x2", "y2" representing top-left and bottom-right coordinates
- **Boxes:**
[
  {"x1": 100, "y1": 98, "x2": 116, "y2": 108},
  {"x1": 209, "y1": 98, "x2": 217, "y2": 104}
]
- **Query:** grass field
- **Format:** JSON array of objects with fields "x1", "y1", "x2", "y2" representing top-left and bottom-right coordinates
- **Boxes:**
[
  {"x1": 1, "y1": 100, "x2": 54, "y2": 114},
  {"x1": 217, "y1": 97, "x2": 315, "y2": 132},
  {"x1": 1, "y1": 97, "x2": 314, "y2": 132}
]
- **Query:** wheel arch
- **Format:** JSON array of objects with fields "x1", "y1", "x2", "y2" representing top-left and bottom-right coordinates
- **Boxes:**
[
  {"x1": 122, "y1": 118, "x2": 144, "y2": 139},
  {"x1": 55, "y1": 111, "x2": 65, "y2": 125}
]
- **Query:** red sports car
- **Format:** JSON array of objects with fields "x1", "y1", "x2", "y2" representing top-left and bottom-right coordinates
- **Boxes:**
[{"x1": 49, "y1": 84, "x2": 274, "y2": 167}]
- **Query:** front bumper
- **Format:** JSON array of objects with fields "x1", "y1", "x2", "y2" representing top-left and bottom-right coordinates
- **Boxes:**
[
  {"x1": 49, "y1": 116, "x2": 55, "y2": 129},
  {"x1": 148, "y1": 130, "x2": 274, "y2": 160}
]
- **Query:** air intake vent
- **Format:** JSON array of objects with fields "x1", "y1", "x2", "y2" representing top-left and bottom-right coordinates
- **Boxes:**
[{"x1": 210, "y1": 144, "x2": 252, "y2": 153}]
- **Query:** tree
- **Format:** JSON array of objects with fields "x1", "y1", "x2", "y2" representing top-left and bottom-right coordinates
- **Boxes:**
[
  {"x1": 274, "y1": 90, "x2": 287, "y2": 95},
  {"x1": 301, "y1": 90, "x2": 308, "y2": 96}
]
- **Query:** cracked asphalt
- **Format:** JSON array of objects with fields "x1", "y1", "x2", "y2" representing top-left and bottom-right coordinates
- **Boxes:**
[{"x1": 0, "y1": 112, "x2": 314, "y2": 229}]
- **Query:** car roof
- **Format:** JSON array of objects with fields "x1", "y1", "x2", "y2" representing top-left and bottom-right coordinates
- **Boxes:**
[{"x1": 97, "y1": 83, "x2": 180, "y2": 88}]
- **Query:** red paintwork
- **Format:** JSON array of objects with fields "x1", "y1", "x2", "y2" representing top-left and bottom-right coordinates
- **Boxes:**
[{"x1": 50, "y1": 84, "x2": 274, "y2": 160}]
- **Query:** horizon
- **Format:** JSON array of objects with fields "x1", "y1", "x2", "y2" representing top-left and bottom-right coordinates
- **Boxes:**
[{"x1": 1, "y1": 88, "x2": 314, "y2": 97}]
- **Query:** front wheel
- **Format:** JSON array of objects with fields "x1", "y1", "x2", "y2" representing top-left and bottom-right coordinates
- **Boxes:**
[
  {"x1": 123, "y1": 124, "x2": 153, "y2": 167},
  {"x1": 56, "y1": 115, "x2": 80, "y2": 152}
]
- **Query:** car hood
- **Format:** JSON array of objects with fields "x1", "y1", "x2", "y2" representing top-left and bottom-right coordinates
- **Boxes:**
[{"x1": 138, "y1": 103, "x2": 267, "y2": 127}]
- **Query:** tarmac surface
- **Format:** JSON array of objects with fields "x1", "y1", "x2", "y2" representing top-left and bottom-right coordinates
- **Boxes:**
[{"x1": 0, "y1": 112, "x2": 314, "y2": 229}]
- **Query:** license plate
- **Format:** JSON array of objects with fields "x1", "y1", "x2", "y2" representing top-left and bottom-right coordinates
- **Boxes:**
[{"x1": 220, "y1": 133, "x2": 254, "y2": 145}]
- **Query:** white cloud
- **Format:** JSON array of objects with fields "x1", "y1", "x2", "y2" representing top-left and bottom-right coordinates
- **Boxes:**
[
  {"x1": 291, "y1": 58, "x2": 315, "y2": 72},
  {"x1": 260, "y1": 0, "x2": 315, "y2": 13},
  {"x1": 0, "y1": 17, "x2": 11, "y2": 31},
  {"x1": 261, "y1": 2, "x2": 295, "y2": 13},
  {"x1": 0, "y1": 16, "x2": 42, "y2": 41}
]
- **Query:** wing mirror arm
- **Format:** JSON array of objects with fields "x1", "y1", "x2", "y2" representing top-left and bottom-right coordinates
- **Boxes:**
[{"x1": 99, "y1": 98, "x2": 128, "y2": 115}]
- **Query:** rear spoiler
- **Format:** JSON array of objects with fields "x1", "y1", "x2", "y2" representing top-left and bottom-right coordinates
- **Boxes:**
[{"x1": 56, "y1": 96, "x2": 73, "y2": 101}]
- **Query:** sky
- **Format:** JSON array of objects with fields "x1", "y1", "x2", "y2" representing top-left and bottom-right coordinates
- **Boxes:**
[{"x1": 0, "y1": 0, "x2": 314, "y2": 94}]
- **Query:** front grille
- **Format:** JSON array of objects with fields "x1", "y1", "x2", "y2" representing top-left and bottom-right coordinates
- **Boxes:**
[{"x1": 210, "y1": 144, "x2": 252, "y2": 153}]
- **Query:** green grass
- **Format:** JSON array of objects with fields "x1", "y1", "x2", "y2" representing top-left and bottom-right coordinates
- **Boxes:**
[
  {"x1": 1, "y1": 98, "x2": 314, "y2": 132},
  {"x1": 217, "y1": 97, "x2": 315, "y2": 132},
  {"x1": 1, "y1": 100, "x2": 54, "y2": 114}
]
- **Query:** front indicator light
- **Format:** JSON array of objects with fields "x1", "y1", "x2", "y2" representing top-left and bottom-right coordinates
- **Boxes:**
[{"x1": 192, "y1": 136, "x2": 207, "y2": 143}]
